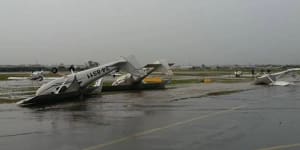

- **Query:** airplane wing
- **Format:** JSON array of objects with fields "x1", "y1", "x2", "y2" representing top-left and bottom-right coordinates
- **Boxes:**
[
  {"x1": 7, "y1": 77, "x2": 29, "y2": 80},
  {"x1": 270, "y1": 81, "x2": 293, "y2": 86},
  {"x1": 273, "y1": 68, "x2": 300, "y2": 79}
]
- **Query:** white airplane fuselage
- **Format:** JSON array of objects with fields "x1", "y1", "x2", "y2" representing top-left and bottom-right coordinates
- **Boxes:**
[
  {"x1": 30, "y1": 71, "x2": 44, "y2": 81},
  {"x1": 36, "y1": 61, "x2": 123, "y2": 96}
]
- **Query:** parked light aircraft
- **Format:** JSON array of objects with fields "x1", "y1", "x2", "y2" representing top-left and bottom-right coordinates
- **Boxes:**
[
  {"x1": 254, "y1": 68, "x2": 300, "y2": 86},
  {"x1": 8, "y1": 71, "x2": 45, "y2": 81},
  {"x1": 7, "y1": 65, "x2": 77, "y2": 81}
]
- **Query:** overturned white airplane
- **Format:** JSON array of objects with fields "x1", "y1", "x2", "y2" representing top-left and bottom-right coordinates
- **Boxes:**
[
  {"x1": 104, "y1": 56, "x2": 173, "y2": 91},
  {"x1": 112, "y1": 58, "x2": 173, "y2": 86},
  {"x1": 16, "y1": 55, "x2": 172, "y2": 106},
  {"x1": 254, "y1": 68, "x2": 300, "y2": 86},
  {"x1": 16, "y1": 57, "x2": 129, "y2": 106}
]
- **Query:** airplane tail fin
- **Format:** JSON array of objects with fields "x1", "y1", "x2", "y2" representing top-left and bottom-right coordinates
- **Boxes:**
[
  {"x1": 153, "y1": 59, "x2": 174, "y2": 76},
  {"x1": 119, "y1": 55, "x2": 146, "y2": 79}
]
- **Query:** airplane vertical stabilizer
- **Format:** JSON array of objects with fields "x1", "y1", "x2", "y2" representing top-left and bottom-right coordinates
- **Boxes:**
[
  {"x1": 120, "y1": 55, "x2": 146, "y2": 80},
  {"x1": 153, "y1": 59, "x2": 173, "y2": 76}
]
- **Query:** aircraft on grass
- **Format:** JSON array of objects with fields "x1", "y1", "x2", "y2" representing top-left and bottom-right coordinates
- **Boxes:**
[{"x1": 254, "y1": 68, "x2": 300, "y2": 86}]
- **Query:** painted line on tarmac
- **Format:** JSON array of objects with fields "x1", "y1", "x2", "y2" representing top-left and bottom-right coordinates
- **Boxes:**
[
  {"x1": 259, "y1": 143, "x2": 300, "y2": 150},
  {"x1": 83, "y1": 105, "x2": 246, "y2": 150}
]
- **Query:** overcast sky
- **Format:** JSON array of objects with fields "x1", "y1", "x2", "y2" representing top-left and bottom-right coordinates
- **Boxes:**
[{"x1": 0, "y1": 0, "x2": 300, "y2": 65}]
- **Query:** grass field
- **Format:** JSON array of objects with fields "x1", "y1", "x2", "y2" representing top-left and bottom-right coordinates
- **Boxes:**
[
  {"x1": 0, "y1": 70, "x2": 254, "y2": 104},
  {"x1": 0, "y1": 71, "x2": 254, "y2": 85},
  {"x1": 0, "y1": 73, "x2": 29, "y2": 80},
  {"x1": 173, "y1": 71, "x2": 233, "y2": 76}
]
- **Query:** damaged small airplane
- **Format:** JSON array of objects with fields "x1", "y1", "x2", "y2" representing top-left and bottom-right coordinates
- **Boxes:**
[
  {"x1": 16, "y1": 56, "x2": 142, "y2": 106},
  {"x1": 254, "y1": 68, "x2": 300, "y2": 86}
]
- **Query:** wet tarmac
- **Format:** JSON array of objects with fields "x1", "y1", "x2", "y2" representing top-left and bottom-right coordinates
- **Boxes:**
[{"x1": 1, "y1": 83, "x2": 300, "y2": 150}]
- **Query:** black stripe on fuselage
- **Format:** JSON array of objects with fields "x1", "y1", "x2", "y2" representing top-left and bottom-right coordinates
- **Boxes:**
[{"x1": 86, "y1": 67, "x2": 113, "y2": 79}]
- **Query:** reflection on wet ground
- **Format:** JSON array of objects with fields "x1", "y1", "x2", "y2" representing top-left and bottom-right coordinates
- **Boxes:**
[
  {"x1": 0, "y1": 80, "x2": 45, "y2": 100},
  {"x1": 1, "y1": 83, "x2": 300, "y2": 150}
]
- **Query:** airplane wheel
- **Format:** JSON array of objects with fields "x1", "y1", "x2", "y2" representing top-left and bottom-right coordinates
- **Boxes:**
[
  {"x1": 51, "y1": 67, "x2": 58, "y2": 74},
  {"x1": 38, "y1": 76, "x2": 44, "y2": 81},
  {"x1": 69, "y1": 65, "x2": 75, "y2": 72}
]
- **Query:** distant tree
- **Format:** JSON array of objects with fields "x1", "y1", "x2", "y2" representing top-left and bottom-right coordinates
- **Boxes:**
[
  {"x1": 87, "y1": 61, "x2": 100, "y2": 68},
  {"x1": 201, "y1": 64, "x2": 206, "y2": 69},
  {"x1": 58, "y1": 63, "x2": 66, "y2": 71}
]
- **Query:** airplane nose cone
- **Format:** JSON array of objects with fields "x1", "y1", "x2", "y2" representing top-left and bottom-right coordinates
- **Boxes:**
[{"x1": 16, "y1": 97, "x2": 36, "y2": 106}]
